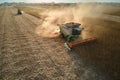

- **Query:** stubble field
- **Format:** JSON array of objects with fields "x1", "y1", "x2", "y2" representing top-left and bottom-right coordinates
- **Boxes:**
[{"x1": 0, "y1": 3, "x2": 120, "y2": 80}]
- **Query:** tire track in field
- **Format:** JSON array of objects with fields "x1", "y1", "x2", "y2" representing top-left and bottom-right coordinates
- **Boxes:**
[
  {"x1": 14, "y1": 8, "x2": 106, "y2": 80},
  {"x1": 0, "y1": 6, "x2": 10, "y2": 80},
  {"x1": 14, "y1": 9, "x2": 67, "y2": 80}
]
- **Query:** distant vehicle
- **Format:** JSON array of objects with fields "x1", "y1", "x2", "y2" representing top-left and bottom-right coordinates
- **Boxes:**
[
  {"x1": 17, "y1": 9, "x2": 22, "y2": 15},
  {"x1": 58, "y1": 22, "x2": 97, "y2": 50}
]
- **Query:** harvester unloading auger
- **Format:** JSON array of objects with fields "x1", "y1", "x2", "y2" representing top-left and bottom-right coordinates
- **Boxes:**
[{"x1": 58, "y1": 22, "x2": 97, "y2": 50}]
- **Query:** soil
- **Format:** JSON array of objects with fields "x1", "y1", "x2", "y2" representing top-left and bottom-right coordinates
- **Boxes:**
[
  {"x1": 0, "y1": 4, "x2": 120, "y2": 80},
  {"x1": 0, "y1": 6, "x2": 106, "y2": 80}
]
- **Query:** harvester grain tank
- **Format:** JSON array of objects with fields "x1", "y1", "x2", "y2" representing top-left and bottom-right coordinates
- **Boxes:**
[{"x1": 59, "y1": 22, "x2": 97, "y2": 50}]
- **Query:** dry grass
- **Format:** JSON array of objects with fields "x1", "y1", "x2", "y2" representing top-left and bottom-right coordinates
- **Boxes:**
[{"x1": 75, "y1": 18, "x2": 120, "y2": 80}]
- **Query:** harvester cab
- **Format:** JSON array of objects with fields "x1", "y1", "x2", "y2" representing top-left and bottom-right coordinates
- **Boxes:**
[{"x1": 59, "y1": 22, "x2": 96, "y2": 50}]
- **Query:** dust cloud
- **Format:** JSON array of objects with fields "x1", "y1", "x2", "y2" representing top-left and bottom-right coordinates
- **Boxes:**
[{"x1": 35, "y1": 3, "x2": 105, "y2": 38}]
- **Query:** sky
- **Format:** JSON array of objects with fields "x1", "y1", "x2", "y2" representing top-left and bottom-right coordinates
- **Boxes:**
[{"x1": 0, "y1": 0, "x2": 120, "y2": 3}]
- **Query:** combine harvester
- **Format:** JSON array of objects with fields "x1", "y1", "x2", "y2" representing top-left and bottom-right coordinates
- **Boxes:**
[{"x1": 59, "y1": 22, "x2": 97, "y2": 50}]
